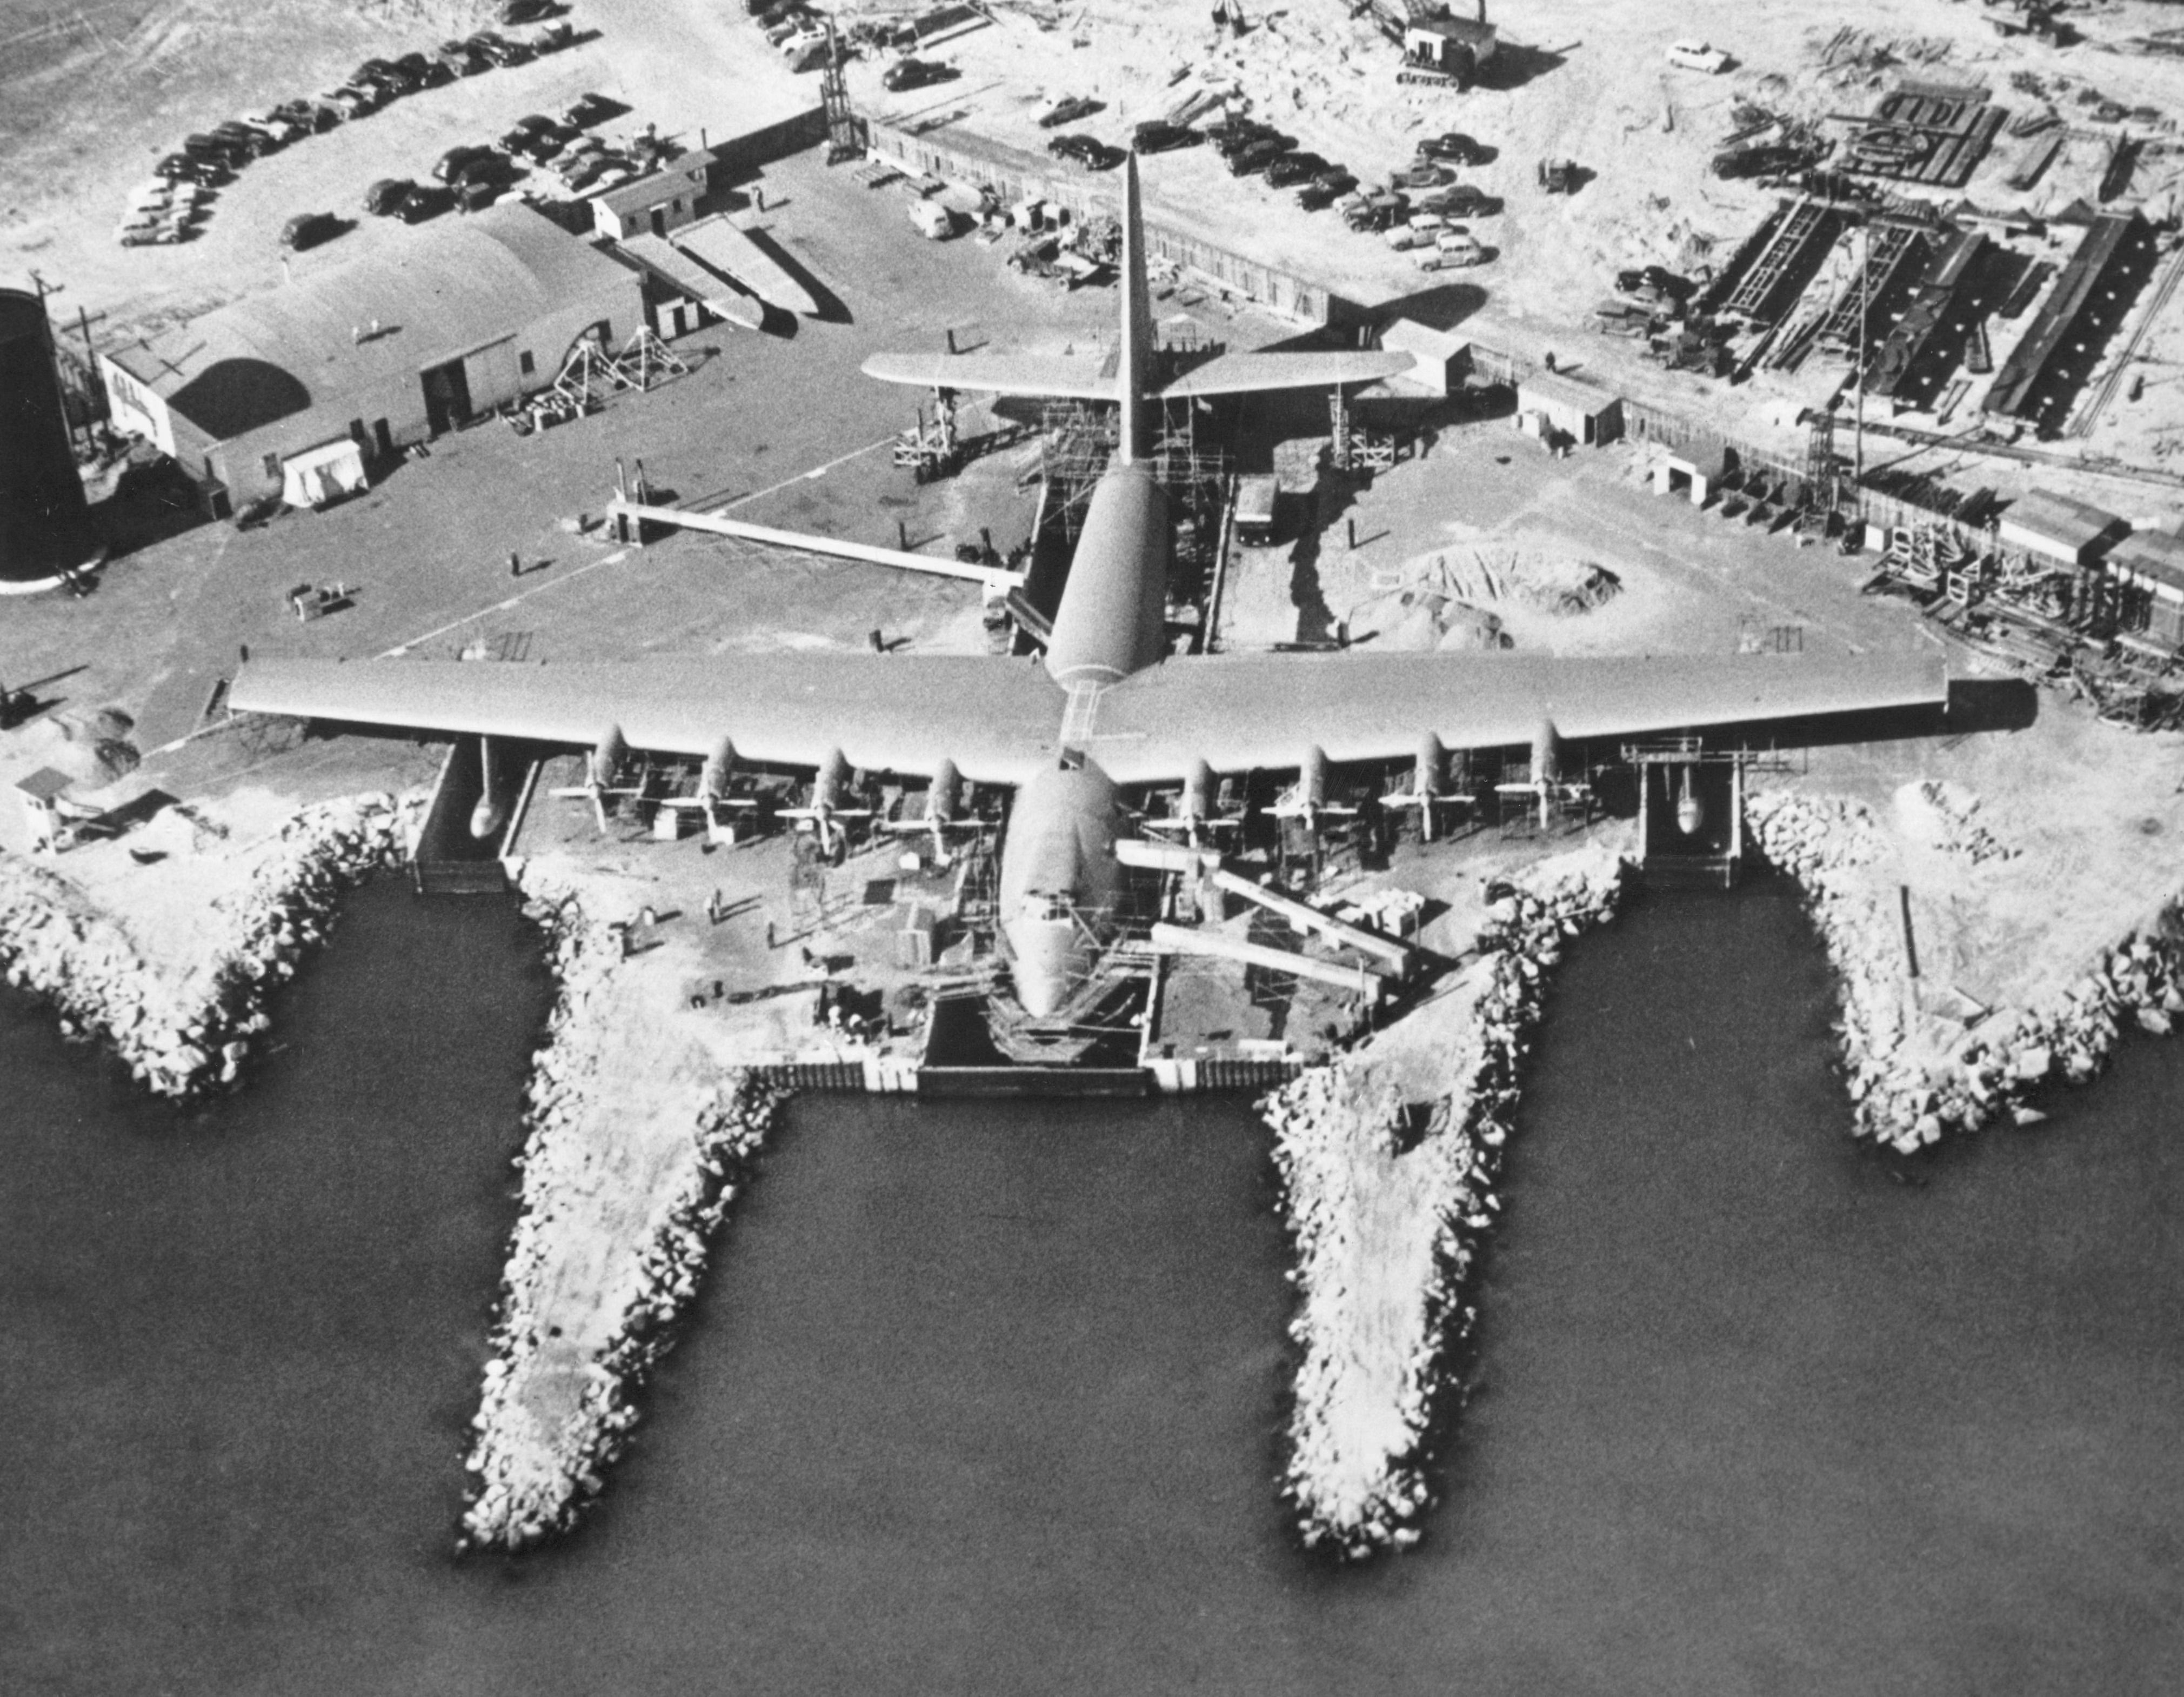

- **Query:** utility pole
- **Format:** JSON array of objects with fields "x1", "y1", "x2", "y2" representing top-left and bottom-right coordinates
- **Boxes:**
[{"x1": 1853, "y1": 216, "x2": 1869, "y2": 514}]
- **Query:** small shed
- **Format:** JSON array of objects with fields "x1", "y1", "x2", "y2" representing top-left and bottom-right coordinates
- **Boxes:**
[
  {"x1": 592, "y1": 148, "x2": 718, "y2": 244},
  {"x1": 1997, "y1": 489, "x2": 2128, "y2": 568},
  {"x1": 1405, "y1": 11, "x2": 1498, "y2": 77},
  {"x1": 1379, "y1": 318, "x2": 1467, "y2": 396},
  {"x1": 1515, "y1": 370, "x2": 1622, "y2": 446},
  {"x1": 1652, "y1": 442, "x2": 1732, "y2": 506},
  {"x1": 14, "y1": 767, "x2": 73, "y2": 855},
  {"x1": 2108, "y1": 529, "x2": 2184, "y2": 647}
]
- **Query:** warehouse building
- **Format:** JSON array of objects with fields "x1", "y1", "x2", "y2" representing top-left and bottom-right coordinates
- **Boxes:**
[
  {"x1": 2108, "y1": 530, "x2": 2184, "y2": 649},
  {"x1": 101, "y1": 203, "x2": 645, "y2": 511},
  {"x1": 1996, "y1": 488, "x2": 2128, "y2": 569}
]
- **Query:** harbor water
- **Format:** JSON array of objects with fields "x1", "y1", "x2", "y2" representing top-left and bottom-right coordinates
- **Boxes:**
[{"x1": 1, "y1": 873, "x2": 2179, "y2": 1694}]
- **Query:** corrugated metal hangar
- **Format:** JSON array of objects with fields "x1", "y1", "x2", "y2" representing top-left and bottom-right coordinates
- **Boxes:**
[{"x1": 101, "y1": 203, "x2": 645, "y2": 510}]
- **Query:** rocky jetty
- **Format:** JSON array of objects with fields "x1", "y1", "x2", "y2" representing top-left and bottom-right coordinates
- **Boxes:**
[
  {"x1": 0, "y1": 794, "x2": 409, "y2": 1096},
  {"x1": 1262, "y1": 848, "x2": 1626, "y2": 1559},
  {"x1": 459, "y1": 869, "x2": 787, "y2": 1554},
  {"x1": 1748, "y1": 788, "x2": 2184, "y2": 1152}
]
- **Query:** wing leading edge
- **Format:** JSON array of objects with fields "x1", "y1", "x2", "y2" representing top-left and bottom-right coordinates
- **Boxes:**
[
  {"x1": 1076, "y1": 650, "x2": 1951, "y2": 785},
  {"x1": 228, "y1": 655, "x2": 1065, "y2": 787}
]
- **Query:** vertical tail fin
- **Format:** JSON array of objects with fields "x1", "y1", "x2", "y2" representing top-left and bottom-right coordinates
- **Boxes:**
[{"x1": 1117, "y1": 151, "x2": 1152, "y2": 465}]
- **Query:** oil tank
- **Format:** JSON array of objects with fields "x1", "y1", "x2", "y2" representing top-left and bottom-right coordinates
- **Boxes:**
[{"x1": 0, "y1": 288, "x2": 100, "y2": 584}]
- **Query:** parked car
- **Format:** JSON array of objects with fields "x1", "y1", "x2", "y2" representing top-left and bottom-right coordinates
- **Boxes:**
[
  {"x1": 396, "y1": 185, "x2": 450, "y2": 223},
  {"x1": 529, "y1": 21, "x2": 576, "y2": 52},
  {"x1": 1383, "y1": 222, "x2": 1439, "y2": 251},
  {"x1": 279, "y1": 211, "x2": 342, "y2": 249},
  {"x1": 1416, "y1": 233, "x2": 1485, "y2": 269},
  {"x1": 1665, "y1": 39, "x2": 1731, "y2": 74},
  {"x1": 238, "y1": 110, "x2": 304, "y2": 145},
  {"x1": 1264, "y1": 150, "x2": 1331, "y2": 188},
  {"x1": 393, "y1": 52, "x2": 452, "y2": 88},
  {"x1": 455, "y1": 180, "x2": 503, "y2": 212},
  {"x1": 1212, "y1": 121, "x2": 1279, "y2": 158},
  {"x1": 1132, "y1": 121, "x2": 1197, "y2": 153},
  {"x1": 560, "y1": 91, "x2": 616, "y2": 128},
  {"x1": 499, "y1": 0, "x2": 555, "y2": 21},
  {"x1": 1296, "y1": 169, "x2": 1357, "y2": 210},
  {"x1": 883, "y1": 57, "x2": 954, "y2": 91},
  {"x1": 1227, "y1": 137, "x2": 1286, "y2": 176},
  {"x1": 1046, "y1": 132, "x2": 1103, "y2": 163},
  {"x1": 432, "y1": 145, "x2": 493, "y2": 182},
  {"x1": 1037, "y1": 95, "x2": 1099, "y2": 129},
  {"x1": 153, "y1": 152, "x2": 227, "y2": 185},
  {"x1": 1343, "y1": 195, "x2": 1405, "y2": 232},
  {"x1": 353, "y1": 59, "x2": 416, "y2": 96},
  {"x1": 1419, "y1": 182, "x2": 1494, "y2": 216},
  {"x1": 319, "y1": 85, "x2": 379, "y2": 119},
  {"x1": 472, "y1": 32, "x2": 534, "y2": 65},
  {"x1": 213, "y1": 120, "x2": 275, "y2": 156},
  {"x1": 453, "y1": 151, "x2": 515, "y2": 187},
  {"x1": 363, "y1": 177, "x2": 415, "y2": 216},
  {"x1": 437, "y1": 39, "x2": 487, "y2": 76},
  {"x1": 1417, "y1": 131, "x2": 1485, "y2": 164}
]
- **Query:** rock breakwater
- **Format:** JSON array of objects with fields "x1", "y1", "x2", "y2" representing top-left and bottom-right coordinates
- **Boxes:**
[
  {"x1": 0, "y1": 793, "x2": 409, "y2": 1096},
  {"x1": 1748, "y1": 788, "x2": 2184, "y2": 1152},
  {"x1": 1262, "y1": 848, "x2": 1627, "y2": 1559},
  {"x1": 459, "y1": 870, "x2": 787, "y2": 1554}
]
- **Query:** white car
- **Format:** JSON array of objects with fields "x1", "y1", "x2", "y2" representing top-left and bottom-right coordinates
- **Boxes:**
[
  {"x1": 1415, "y1": 236, "x2": 1485, "y2": 270},
  {"x1": 1383, "y1": 223, "x2": 1437, "y2": 251},
  {"x1": 1665, "y1": 40, "x2": 1731, "y2": 74}
]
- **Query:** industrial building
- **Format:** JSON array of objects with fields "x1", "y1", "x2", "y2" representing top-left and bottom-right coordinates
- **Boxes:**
[
  {"x1": 101, "y1": 202, "x2": 646, "y2": 511},
  {"x1": 592, "y1": 148, "x2": 718, "y2": 243},
  {"x1": 1, "y1": 287, "x2": 100, "y2": 584},
  {"x1": 1515, "y1": 370, "x2": 1622, "y2": 447},
  {"x1": 1996, "y1": 488, "x2": 2127, "y2": 568},
  {"x1": 2107, "y1": 530, "x2": 2184, "y2": 649},
  {"x1": 1982, "y1": 210, "x2": 2159, "y2": 431},
  {"x1": 1379, "y1": 319, "x2": 1470, "y2": 396}
]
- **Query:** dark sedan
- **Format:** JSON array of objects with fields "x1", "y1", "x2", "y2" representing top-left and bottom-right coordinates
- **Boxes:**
[
  {"x1": 1418, "y1": 131, "x2": 1485, "y2": 164},
  {"x1": 1132, "y1": 121, "x2": 1197, "y2": 153},
  {"x1": 1296, "y1": 170, "x2": 1357, "y2": 210},
  {"x1": 279, "y1": 211, "x2": 342, "y2": 250},
  {"x1": 1264, "y1": 150, "x2": 1330, "y2": 188},
  {"x1": 882, "y1": 57, "x2": 955, "y2": 91},
  {"x1": 1227, "y1": 137, "x2": 1286, "y2": 176}
]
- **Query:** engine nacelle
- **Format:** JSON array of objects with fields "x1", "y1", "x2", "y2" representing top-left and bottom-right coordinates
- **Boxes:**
[
  {"x1": 929, "y1": 758, "x2": 962, "y2": 827},
  {"x1": 1530, "y1": 718, "x2": 1561, "y2": 787},
  {"x1": 1182, "y1": 758, "x2": 1215, "y2": 825},
  {"x1": 1413, "y1": 731, "x2": 1447, "y2": 798},
  {"x1": 590, "y1": 723, "x2": 629, "y2": 792},
  {"x1": 813, "y1": 747, "x2": 852, "y2": 813},
  {"x1": 699, "y1": 735, "x2": 737, "y2": 803},
  {"x1": 1299, "y1": 744, "x2": 1331, "y2": 810}
]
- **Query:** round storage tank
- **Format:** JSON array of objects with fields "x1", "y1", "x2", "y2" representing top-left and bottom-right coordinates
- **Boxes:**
[{"x1": 0, "y1": 288, "x2": 100, "y2": 585}]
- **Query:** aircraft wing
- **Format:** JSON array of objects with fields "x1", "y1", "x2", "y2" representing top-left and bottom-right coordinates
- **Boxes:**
[
  {"x1": 859, "y1": 351, "x2": 1118, "y2": 400},
  {"x1": 1075, "y1": 650, "x2": 1950, "y2": 784},
  {"x1": 1157, "y1": 349, "x2": 1419, "y2": 398},
  {"x1": 228, "y1": 655, "x2": 1065, "y2": 787}
]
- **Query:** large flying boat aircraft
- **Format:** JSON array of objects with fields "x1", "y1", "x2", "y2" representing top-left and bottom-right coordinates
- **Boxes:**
[{"x1": 231, "y1": 157, "x2": 1947, "y2": 1018}]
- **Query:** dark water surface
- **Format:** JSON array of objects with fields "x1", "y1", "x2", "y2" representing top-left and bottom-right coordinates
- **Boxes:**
[{"x1": 1, "y1": 875, "x2": 2179, "y2": 1694}]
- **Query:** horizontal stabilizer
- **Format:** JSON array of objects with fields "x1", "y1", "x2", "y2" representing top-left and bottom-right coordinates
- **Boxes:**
[
  {"x1": 860, "y1": 350, "x2": 1119, "y2": 401},
  {"x1": 1158, "y1": 349, "x2": 1418, "y2": 398}
]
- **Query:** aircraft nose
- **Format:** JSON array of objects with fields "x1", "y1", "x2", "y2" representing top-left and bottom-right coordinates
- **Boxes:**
[{"x1": 1007, "y1": 917, "x2": 1078, "y2": 1019}]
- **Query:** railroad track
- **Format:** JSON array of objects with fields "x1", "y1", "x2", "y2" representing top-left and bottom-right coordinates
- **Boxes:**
[{"x1": 2067, "y1": 239, "x2": 2184, "y2": 440}]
